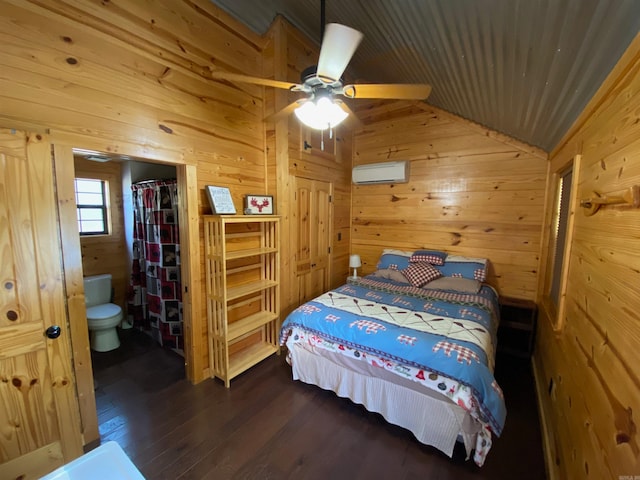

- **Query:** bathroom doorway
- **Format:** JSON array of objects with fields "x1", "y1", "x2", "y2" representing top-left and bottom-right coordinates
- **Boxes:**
[
  {"x1": 73, "y1": 151, "x2": 185, "y2": 356},
  {"x1": 53, "y1": 143, "x2": 202, "y2": 447}
]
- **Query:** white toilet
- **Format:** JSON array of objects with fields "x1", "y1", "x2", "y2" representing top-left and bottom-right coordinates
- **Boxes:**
[{"x1": 84, "y1": 274, "x2": 122, "y2": 352}]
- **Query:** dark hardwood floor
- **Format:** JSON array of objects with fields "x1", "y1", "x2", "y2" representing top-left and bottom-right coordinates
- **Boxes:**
[{"x1": 92, "y1": 329, "x2": 546, "y2": 479}]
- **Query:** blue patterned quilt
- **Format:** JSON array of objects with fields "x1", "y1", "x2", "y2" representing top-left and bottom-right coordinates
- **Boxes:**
[{"x1": 279, "y1": 276, "x2": 506, "y2": 436}]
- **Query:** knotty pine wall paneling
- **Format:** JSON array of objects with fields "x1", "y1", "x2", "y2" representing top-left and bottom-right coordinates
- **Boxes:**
[
  {"x1": 534, "y1": 33, "x2": 640, "y2": 480},
  {"x1": 352, "y1": 104, "x2": 548, "y2": 300},
  {"x1": 0, "y1": 0, "x2": 268, "y2": 390}
]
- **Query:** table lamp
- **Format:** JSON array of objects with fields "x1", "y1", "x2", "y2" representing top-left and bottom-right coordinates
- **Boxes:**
[{"x1": 349, "y1": 254, "x2": 362, "y2": 279}]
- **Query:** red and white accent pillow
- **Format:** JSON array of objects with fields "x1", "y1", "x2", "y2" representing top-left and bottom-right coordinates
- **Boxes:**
[
  {"x1": 409, "y1": 250, "x2": 447, "y2": 266},
  {"x1": 402, "y1": 262, "x2": 443, "y2": 287}
]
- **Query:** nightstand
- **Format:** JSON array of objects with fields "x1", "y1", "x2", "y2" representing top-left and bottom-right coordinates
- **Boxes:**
[{"x1": 498, "y1": 297, "x2": 537, "y2": 358}]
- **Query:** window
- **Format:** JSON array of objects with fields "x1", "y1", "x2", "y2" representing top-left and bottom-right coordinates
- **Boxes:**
[
  {"x1": 549, "y1": 166, "x2": 572, "y2": 307},
  {"x1": 543, "y1": 154, "x2": 580, "y2": 331},
  {"x1": 75, "y1": 178, "x2": 109, "y2": 235}
]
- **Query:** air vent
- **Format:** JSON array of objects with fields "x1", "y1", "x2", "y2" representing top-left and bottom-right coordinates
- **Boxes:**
[{"x1": 352, "y1": 161, "x2": 409, "y2": 185}]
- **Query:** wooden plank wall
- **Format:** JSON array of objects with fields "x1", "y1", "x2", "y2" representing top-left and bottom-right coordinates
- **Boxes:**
[
  {"x1": 265, "y1": 18, "x2": 353, "y2": 316},
  {"x1": 534, "y1": 33, "x2": 640, "y2": 479},
  {"x1": 74, "y1": 156, "x2": 128, "y2": 310},
  {"x1": 351, "y1": 103, "x2": 548, "y2": 300},
  {"x1": 0, "y1": 0, "x2": 267, "y2": 384}
]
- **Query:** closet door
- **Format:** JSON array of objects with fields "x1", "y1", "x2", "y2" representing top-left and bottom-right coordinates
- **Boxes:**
[
  {"x1": 293, "y1": 177, "x2": 332, "y2": 304},
  {"x1": 0, "y1": 130, "x2": 83, "y2": 478}
]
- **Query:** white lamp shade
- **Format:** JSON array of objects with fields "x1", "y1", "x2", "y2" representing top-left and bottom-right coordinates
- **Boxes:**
[
  {"x1": 349, "y1": 254, "x2": 362, "y2": 268},
  {"x1": 294, "y1": 97, "x2": 348, "y2": 130}
]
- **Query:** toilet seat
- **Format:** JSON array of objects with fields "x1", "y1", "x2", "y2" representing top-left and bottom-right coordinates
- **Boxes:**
[
  {"x1": 87, "y1": 303, "x2": 123, "y2": 331},
  {"x1": 87, "y1": 303, "x2": 122, "y2": 321}
]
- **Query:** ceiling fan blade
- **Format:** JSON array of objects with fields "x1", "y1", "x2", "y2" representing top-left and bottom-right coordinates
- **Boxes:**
[
  {"x1": 337, "y1": 101, "x2": 363, "y2": 130},
  {"x1": 342, "y1": 83, "x2": 432, "y2": 100},
  {"x1": 209, "y1": 70, "x2": 298, "y2": 90},
  {"x1": 316, "y1": 23, "x2": 364, "y2": 83},
  {"x1": 264, "y1": 100, "x2": 306, "y2": 123}
]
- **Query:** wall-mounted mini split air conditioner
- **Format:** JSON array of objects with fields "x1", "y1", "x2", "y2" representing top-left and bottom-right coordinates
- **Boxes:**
[{"x1": 352, "y1": 161, "x2": 409, "y2": 185}]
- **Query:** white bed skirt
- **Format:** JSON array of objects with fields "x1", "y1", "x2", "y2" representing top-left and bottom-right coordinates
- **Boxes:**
[{"x1": 288, "y1": 341, "x2": 482, "y2": 459}]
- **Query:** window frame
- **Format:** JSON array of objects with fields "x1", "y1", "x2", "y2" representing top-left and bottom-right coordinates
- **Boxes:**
[
  {"x1": 541, "y1": 154, "x2": 581, "y2": 331},
  {"x1": 75, "y1": 177, "x2": 110, "y2": 236}
]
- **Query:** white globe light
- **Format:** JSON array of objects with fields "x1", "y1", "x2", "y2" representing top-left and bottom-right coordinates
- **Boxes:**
[{"x1": 294, "y1": 96, "x2": 348, "y2": 130}]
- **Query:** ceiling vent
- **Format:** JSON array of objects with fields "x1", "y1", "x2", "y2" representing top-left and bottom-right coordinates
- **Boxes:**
[{"x1": 352, "y1": 161, "x2": 409, "y2": 185}]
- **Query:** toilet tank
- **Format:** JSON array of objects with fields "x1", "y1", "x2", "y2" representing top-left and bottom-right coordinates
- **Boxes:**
[{"x1": 84, "y1": 274, "x2": 113, "y2": 307}]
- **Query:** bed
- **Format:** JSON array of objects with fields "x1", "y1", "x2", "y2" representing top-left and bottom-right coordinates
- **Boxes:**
[{"x1": 279, "y1": 249, "x2": 506, "y2": 466}]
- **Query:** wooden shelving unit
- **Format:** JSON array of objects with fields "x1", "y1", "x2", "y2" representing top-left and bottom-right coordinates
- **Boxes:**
[
  {"x1": 498, "y1": 297, "x2": 538, "y2": 358},
  {"x1": 204, "y1": 215, "x2": 280, "y2": 387}
]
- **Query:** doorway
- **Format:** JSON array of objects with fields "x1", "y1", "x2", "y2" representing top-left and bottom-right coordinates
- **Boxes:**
[
  {"x1": 293, "y1": 176, "x2": 333, "y2": 304},
  {"x1": 71, "y1": 151, "x2": 187, "y2": 444},
  {"x1": 52, "y1": 143, "x2": 201, "y2": 448},
  {"x1": 73, "y1": 151, "x2": 184, "y2": 351}
]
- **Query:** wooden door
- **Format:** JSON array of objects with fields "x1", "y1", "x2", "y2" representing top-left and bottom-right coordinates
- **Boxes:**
[
  {"x1": 293, "y1": 177, "x2": 332, "y2": 304},
  {"x1": 0, "y1": 130, "x2": 83, "y2": 479}
]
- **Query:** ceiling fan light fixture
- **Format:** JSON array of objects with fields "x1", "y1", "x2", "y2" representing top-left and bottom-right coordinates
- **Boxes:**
[{"x1": 294, "y1": 96, "x2": 348, "y2": 130}]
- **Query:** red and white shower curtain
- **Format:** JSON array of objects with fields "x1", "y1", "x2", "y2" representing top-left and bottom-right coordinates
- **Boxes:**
[{"x1": 127, "y1": 180, "x2": 183, "y2": 354}]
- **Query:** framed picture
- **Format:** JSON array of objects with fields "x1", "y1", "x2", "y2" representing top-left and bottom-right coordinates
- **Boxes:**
[
  {"x1": 244, "y1": 194, "x2": 274, "y2": 215},
  {"x1": 206, "y1": 186, "x2": 236, "y2": 214}
]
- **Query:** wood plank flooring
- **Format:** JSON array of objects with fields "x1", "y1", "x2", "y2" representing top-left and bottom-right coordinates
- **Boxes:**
[{"x1": 92, "y1": 328, "x2": 546, "y2": 479}]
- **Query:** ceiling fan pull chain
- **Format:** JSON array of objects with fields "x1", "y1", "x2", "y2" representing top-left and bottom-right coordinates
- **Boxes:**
[
  {"x1": 320, "y1": 0, "x2": 326, "y2": 39},
  {"x1": 321, "y1": 128, "x2": 325, "y2": 151}
]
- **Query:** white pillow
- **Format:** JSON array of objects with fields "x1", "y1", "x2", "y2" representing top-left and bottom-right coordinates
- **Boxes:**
[
  {"x1": 382, "y1": 248, "x2": 414, "y2": 257},
  {"x1": 445, "y1": 254, "x2": 488, "y2": 266}
]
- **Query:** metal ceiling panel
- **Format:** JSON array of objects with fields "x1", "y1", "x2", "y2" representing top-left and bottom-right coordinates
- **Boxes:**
[{"x1": 210, "y1": 0, "x2": 640, "y2": 151}]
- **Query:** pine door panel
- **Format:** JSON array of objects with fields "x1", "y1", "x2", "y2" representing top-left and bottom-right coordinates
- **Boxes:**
[
  {"x1": 294, "y1": 177, "x2": 332, "y2": 305},
  {"x1": 0, "y1": 130, "x2": 83, "y2": 479}
]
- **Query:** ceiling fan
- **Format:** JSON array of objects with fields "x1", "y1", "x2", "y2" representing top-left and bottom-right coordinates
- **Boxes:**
[{"x1": 208, "y1": 6, "x2": 432, "y2": 130}]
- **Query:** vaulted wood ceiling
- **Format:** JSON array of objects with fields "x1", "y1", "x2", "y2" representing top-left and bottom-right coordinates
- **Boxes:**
[{"x1": 210, "y1": 0, "x2": 640, "y2": 152}]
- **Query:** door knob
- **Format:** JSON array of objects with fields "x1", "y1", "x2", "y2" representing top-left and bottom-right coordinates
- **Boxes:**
[{"x1": 45, "y1": 325, "x2": 61, "y2": 339}]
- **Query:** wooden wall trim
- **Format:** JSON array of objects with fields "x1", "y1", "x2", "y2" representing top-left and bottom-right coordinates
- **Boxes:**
[
  {"x1": 177, "y1": 163, "x2": 205, "y2": 383},
  {"x1": 50, "y1": 130, "x2": 188, "y2": 165},
  {"x1": 271, "y1": 18, "x2": 294, "y2": 317},
  {"x1": 52, "y1": 144, "x2": 99, "y2": 446},
  {"x1": 534, "y1": 159, "x2": 553, "y2": 304}
]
